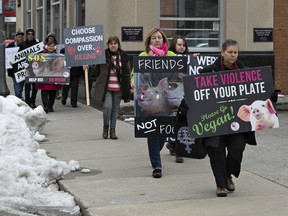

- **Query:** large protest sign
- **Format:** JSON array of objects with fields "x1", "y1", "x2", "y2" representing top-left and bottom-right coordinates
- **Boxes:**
[
  {"x1": 11, "y1": 42, "x2": 44, "y2": 83},
  {"x1": 183, "y1": 66, "x2": 279, "y2": 139},
  {"x1": 63, "y1": 25, "x2": 106, "y2": 67},
  {"x1": 134, "y1": 56, "x2": 188, "y2": 137},
  {"x1": 25, "y1": 53, "x2": 70, "y2": 85}
]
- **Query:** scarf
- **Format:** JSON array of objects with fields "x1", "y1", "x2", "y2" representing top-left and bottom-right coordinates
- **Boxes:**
[
  {"x1": 220, "y1": 57, "x2": 239, "y2": 71},
  {"x1": 149, "y1": 43, "x2": 168, "y2": 56}
]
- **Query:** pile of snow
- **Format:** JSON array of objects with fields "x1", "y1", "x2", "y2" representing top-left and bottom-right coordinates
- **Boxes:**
[{"x1": 0, "y1": 96, "x2": 81, "y2": 215}]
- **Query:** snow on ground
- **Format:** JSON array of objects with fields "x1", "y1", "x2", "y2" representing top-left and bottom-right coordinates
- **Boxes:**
[{"x1": 0, "y1": 95, "x2": 81, "y2": 215}]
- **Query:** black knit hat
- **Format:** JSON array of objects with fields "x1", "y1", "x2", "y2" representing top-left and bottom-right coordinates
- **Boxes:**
[{"x1": 26, "y1": 28, "x2": 35, "y2": 35}]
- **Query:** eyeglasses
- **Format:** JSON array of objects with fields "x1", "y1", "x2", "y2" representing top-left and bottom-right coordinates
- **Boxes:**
[{"x1": 27, "y1": 33, "x2": 34, "y2": 35}]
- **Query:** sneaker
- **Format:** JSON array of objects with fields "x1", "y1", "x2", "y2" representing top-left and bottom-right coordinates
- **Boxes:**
[
  {"x1": 175, "y1": 155, "x2": 184, "y2": 163},
  {"x1": 216, "y1": 187, "x2": 227, "y2": 197},
  {"x1": 226, "y1": 176, "x2": 235, "y2": 191},
  {"x1": 166, "y1": 143, "x2": 175, "y2": 156},
  {"x1": 61, "y1": 100, "x2": 66, "y2": 105},
  {"x1": 152, "y1": 169, "x2": 162, "y2": 178}
]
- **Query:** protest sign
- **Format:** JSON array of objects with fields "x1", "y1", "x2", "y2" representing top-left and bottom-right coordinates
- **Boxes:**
[
  {"x1": 133, "y1": 56, "x2": 188, "y2": 137},
  {"x1": 183, "y1": 66, "x2": 279, "y2": 138},
  {"x1": 186, "y1": 54, "x2": 217, "y2": 75},
  {"x1": 25, "y1": 53, "x2": 70, "y2": 85},
  {"x1": 63, "y1": 25, "x2": 106, "y2": 67},
  {"x1": 5, "y1": 47, "x2": 19, "y2": 69},
  {"x1": 11, "y1": 42, "x2": 44, "y2": 83}
]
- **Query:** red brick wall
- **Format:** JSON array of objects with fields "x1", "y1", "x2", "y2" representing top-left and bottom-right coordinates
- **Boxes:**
[{"x1": 274, "y1": 0, "x2": 288, "y2": 94}]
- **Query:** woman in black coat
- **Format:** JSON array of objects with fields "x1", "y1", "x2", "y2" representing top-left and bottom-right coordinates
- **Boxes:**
[
  {"x1": 200, "y1": 39, "x2": 257, "y2": 197},
  {"x1": 84, "y1": 36, "x2": 131, "y2": 140}
]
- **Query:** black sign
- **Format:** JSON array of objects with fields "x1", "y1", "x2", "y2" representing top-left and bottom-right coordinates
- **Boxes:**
[
  {"x1": 122, "y1": 27, "x2": 143, "y2": 41},
  {"x1": 133, "y1": 56, "x2": 187, "y2": 73},
  {"x1": 134, "y1": 56, "x2": 188, "y2": 137},
  {"x1": 183, "y1": 66, "x2": 279, "y2": 138},
  {"x1": 253, "y1": 28, "x2": 273, "y2": 42}
]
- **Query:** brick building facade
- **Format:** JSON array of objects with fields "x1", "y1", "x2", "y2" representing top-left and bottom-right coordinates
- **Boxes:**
[{"x1": 274, "y1": 0, "x2": 288, "y2": 94}]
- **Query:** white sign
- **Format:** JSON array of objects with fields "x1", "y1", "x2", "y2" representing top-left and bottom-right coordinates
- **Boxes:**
[{"x1": 5, "y1": 47, "x2": 19, "y2": 69}]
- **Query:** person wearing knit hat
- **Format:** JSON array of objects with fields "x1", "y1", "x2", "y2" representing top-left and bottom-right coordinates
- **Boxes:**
[
  {"x1": 45, "y1": 32, "x2": 58, "y2": 44},
  {"x1": 25, "y1": 28, "x2": 35, "y2": 35},
  {"x1": 20, "y1": 27, "x2": 39, "y2": 108}
]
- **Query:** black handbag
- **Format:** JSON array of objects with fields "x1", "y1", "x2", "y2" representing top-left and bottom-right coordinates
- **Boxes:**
[{"x1": 174, "y1": 99, "x2": 207, "y2": 159}]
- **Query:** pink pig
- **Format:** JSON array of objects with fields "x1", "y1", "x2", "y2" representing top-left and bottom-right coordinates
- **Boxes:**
[
  {"x1": 163, "y1": 82, "x2": 184, "y2": 109},
  {"x1": 136, "y1": 77, "x2": 171, "y2": 116},
  {"x1": 237, "y1": 99, "x2": 279, "y2": 131}
]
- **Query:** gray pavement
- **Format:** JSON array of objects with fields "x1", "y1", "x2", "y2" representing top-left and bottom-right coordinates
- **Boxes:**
[{"x1": 5, "y1": 76, "x2": 288, "y2": 216}]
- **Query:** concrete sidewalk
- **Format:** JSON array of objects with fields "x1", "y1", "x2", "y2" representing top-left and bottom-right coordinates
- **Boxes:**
[
  {"x1": 40, "y1": 99, "x2": 288, "y2": 216},
  {"x1": 5, "y1": 77, "x2": 288, "y2": 216}
]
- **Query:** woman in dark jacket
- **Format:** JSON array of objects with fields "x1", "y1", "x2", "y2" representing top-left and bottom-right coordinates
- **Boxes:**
[
  {"x1": 200, "y1": 39, "x2": 257, "y2": 197},
  {"x1": 84, "y1": 36, "x2": 131, "y2": 139}
]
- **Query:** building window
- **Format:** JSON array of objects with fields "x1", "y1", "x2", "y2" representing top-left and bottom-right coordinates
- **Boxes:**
[
  {"x1": 73, "y1": 0, "x2": 85, "y2": 27},
  {"x1": 26, "y1": 0, "x2": 31, "y2": 29},
  {"x1": 159, "y1": 0, "x2": 222, "y2": 51},
  {"x1": 36, "y1": 0, "x2": 44, "y2": 40},
  {"x1": 50, "y1": 0, "x2": 65, "y2": 43}
]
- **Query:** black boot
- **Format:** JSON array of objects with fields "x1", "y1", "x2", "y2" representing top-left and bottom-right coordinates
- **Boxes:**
[
  {"x1": 102, "y1": 125, "x2": 109, "y2": 139},
  {"x1": 110, "y1": 128, "x2": 118, "y2": 139},
  {"x1": 41, "y1": 90, "x2": 49, "y2": 113}
]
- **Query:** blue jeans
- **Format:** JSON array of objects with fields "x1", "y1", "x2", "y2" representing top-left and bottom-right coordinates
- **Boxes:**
[
  {"x1": 11, "y1": 77, "x2": 25, "y2": 99},
  {"x1": 103, "y1": 90, "x2": 122, "y2": 129},
  {"x1": 147, "y1": 137, "x2": 166, "y2": 169}
]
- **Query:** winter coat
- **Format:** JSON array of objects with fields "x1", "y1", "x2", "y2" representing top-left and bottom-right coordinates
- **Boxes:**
[
  {"x1": 36, "y1": 84, "x2": 62, "y2": 91},
  {"x1": 20, "y1": 38, "x2": 39, "y2": 50},
  {"x1": 200, "y1": 57, "x2": 257, "y2": 147},
  {"x1": 93, "y1": 49, "x2": 131, "y2": 103}
]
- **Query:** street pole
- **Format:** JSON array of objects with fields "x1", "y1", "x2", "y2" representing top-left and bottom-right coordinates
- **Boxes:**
[{"x1": 0, "y1": 0, "x2": 10, "y2": 97}]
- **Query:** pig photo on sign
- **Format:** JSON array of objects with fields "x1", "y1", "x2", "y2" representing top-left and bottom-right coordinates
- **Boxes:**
[
  {"x1": 163, "y1": 73, "x2": 185, "y2": 109},
  {"x1": 163, "y1": 82, "x2": 184, "y2": 109},
  {"x1": 135, "y1": 77, "x2": 171, "y2": 116},
  {"x1": 237, "y1": 99, "x2": 279, "y2": 131}
]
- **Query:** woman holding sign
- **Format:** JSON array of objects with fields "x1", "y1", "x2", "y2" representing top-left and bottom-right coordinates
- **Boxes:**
[
  {"x1": 200, "y1": 39, "x2": 277, "y2": 197},
  {"x1": 83, "y1": 36, "x2": 131, "y2": 140},
  {"x1": 135, "y1": 28, "x2": 176, "y2": 178}
]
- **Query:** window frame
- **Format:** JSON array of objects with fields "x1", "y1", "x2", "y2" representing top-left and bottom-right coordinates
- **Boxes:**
[{"x1": 157, "y1": 0, "x2": 224, "y2": 52}]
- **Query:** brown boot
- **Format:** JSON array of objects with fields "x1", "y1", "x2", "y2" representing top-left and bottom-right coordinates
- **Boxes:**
[
  {"x1": 226, "y1": 176, "x2": 235, "y2": 191},
  {"x1": 110, "y1": 128, "x2": 118, "y2": 139},
  {"x1": 102, "y1": 125, "x2": 109, "y2": 139}
]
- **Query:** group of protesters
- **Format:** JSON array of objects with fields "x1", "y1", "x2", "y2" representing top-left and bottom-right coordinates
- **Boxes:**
[
  {"x1": 6, "y1": 28, "x2": 90, "y2": 113},
  {"x1": 6, "y1": 27, "x2": 279, "y2": 199}
]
